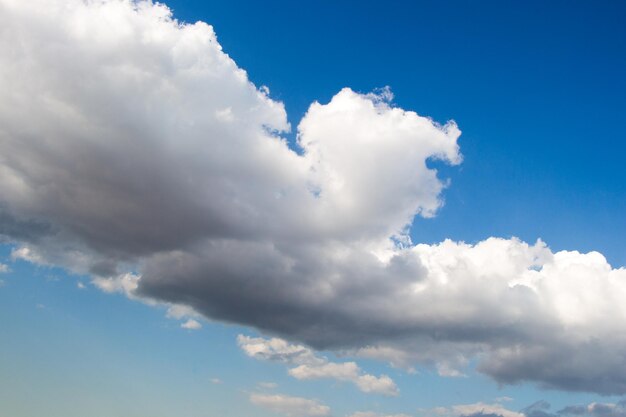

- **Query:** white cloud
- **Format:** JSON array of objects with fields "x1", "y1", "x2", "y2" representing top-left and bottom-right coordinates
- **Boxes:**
[
  {"x1": 181, "y1": 318, "x2": 202, "y2": 330},
  {"x1": 166, "y1": 303, "x2": 204, "y2": 328},
  {"x1": 238, "y1": 335, "x2": 324, "y2": 367},
  {"x1": 166, "y1": 304, "x2": 199, "y2": 320},
  {"x1": 249, "y1": 393, "x2": 330, "y2": 417},
  {"x1": 210, "y1": 377, "x2": 222, "y2": 384},
  {"x1": 258, "y1": 381, "x2": 278, "y2": 389},
  {"x1": 92, "y1": 273, "x2": 139, "y2": 296},
  {"x1": 239, "y1": 335, "x2": 398, "y2": 396},
  {"x1": 351, "y1": 373, "x2": 398, "y2": 396},
  {"x1": 0, "y1": 0, "x2": 624, "y2": 396},
  {"x1": 11, "y1": 247, "x2": 45, "y2": 265},
  {"x1": 289, "y1": 363, "x2": 398, "y2": 396},
  {"x1": 0, "y1": 263, "x2": 9, "y2": 273}
]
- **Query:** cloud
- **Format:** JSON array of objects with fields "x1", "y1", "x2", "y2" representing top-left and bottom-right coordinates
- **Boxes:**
[
  {"x1": 181, "y1": 318, "x2": 202, "y2": 330},
  {"x1": 166, "y1": 304, "x2": 199, "y2": 320},
  {"x1": 11, "y1": 247, "x2": 46, "y2": 265},
  {"x1": 249, "y1": 393, "x2": 330, "y2": 417},
  {"x1": 289, "y1": 363, "x2": 398, "y2": 396},
  {"x1": 0, "y1": 0, "x2": 625, "y2": 395},
  {"x1": 92, "y1": 273, "x2": 139, "y2": 296},
  {"x1": 558, "y1": 401, "x2": 626, "y2": 417},
  {"x1": 0, "y1": 263, "x2": 9, "y2": 273},
  {"x1": 167, "y1": 303, "x2": 203, "y2": 328},
  {"x1": 238, "y1": 335, "x2": 398, "y2": 396},
  {"x1": 555, "y1": 400, "x2": 626, "y2": 417}
]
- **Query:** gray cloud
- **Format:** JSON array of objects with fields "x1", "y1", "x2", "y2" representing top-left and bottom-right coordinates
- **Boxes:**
[
  {"x1": 519, "y1": 400, "x2": 626, "y2": 417},
  {"x1": 558, "y1": 401, "x2": 626, "y2": 417},
  {"x1": 0, "y1": 0, "x2": 625, "y2": 396}
]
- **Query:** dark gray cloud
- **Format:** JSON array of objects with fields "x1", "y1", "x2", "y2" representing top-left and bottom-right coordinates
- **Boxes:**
[
  {"x1": 1, "y1": 0, "x2": 625, "y2": 396},
  {"x1": 0, "y1": 209, "x2": 53, "y2": 243}
]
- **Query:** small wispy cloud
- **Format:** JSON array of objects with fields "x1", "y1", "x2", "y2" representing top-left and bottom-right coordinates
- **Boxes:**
[{"x1": 181, "y1": 319, "x2": 202, "y2": 330}]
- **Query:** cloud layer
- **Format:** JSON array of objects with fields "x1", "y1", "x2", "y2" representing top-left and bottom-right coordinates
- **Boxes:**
[{"x1": 0, "y1": 0, "x2": 625, "y2": 395}]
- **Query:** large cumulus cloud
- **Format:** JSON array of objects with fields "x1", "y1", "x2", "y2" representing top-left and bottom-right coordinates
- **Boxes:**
[{"x1": 0, "y1": 0, "x2": 625, "y2": 395}]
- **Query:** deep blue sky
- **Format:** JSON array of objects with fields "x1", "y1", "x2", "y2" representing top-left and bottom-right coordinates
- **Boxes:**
[{"x1": 168, "y1": 0, "x2": 626, "y2": 265}]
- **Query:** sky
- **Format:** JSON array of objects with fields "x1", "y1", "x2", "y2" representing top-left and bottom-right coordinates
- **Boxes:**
[{"x1": 0, "y1": 1, "x2": 625, "y2": 417}]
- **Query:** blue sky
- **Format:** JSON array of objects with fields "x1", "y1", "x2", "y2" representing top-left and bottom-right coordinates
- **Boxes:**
[{"x1": 0, "y1": 1, "x2": 625, "y2": 417}]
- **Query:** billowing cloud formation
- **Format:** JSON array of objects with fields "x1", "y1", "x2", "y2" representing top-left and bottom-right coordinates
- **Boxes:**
[
  {"x1": 0, "y1": 0, "x2": 625, "y2": 395},
  {"x1": 238, "y1": 335, "x2": 398, "y2": 396},
  {"x1": 249, "y1": 393, "x2": 330, "y2": 417}
]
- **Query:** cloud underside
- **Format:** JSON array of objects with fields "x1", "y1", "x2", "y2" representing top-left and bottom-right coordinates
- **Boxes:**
[{"x1": 1, "y1": 0, "x2": 625, "y2": 395}]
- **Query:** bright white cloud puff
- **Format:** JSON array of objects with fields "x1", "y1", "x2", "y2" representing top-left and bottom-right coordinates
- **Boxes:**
[{"x1": 0, "y1": 0, "x2": 625, "y2": 395}]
